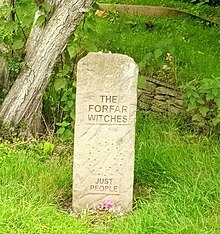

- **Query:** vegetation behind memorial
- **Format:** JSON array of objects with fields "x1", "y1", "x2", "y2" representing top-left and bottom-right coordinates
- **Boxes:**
[
  {"x1": 47, "y1": 9, "x2": 220, "y2": 136},
  {"x1": 0, "y1": 0, "x2": 220, "y2": 136}
]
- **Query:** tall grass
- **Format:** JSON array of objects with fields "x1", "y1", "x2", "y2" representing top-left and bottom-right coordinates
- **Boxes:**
[
  {"x1": 83, "y1": 13, "x2": 220, "y2": 84},
  {"x1": 1, "y1": 113, "x2": 220, "y2": 233}
]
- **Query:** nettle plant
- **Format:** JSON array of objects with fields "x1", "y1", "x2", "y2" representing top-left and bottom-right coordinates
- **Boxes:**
[
  {"x1": 0, "y1": 0, "x2": 37, "y2": 73},
  {"x1": 181, "y1": 76, "x2": 220, "y2": 130},
  {"x1": 138, "y1": 36, "x2": 177, "y2": 80},
  {"x1": 43, "y1": 10, "x2": 103, "y2": 140}
]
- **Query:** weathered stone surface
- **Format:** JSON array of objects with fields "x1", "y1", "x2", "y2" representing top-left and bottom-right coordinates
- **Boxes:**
[
  {"x1": 138, "y1": 76, "x2": 185, "y2": 115},
  {"x1": 72, "y1": 52, "x2": 138, "y2": 213},
  {"x1": 154, "y1": 95, "x2": 166, "y2": 101},
  {"x1": 155, "y1": 86, "x2": 177, "y2": 97},
  {"x1": 0, "y1": 57, "x2": 9, "y2": 88}
]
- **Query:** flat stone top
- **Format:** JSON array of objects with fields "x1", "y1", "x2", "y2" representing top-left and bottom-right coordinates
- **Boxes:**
[{"x1": 77, "y1": 52, "x2": 138, "y2": 98}]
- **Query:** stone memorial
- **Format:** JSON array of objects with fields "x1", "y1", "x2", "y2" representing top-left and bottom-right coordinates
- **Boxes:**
[{"x1": 72, "y1": 52, "x2": 138, "y2": 213}]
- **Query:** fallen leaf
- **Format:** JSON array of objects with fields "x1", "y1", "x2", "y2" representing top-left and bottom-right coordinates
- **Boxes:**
[{"x1": 95, "y1": 10, "x2": 108, "y2": 18}]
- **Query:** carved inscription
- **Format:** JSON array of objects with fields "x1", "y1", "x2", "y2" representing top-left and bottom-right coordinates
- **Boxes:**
[
  {"x1": 87, "y1": 95, "x2": 129, "y2": 125},
  {"x1": 88, "y1": 177, "x2": 120, "y2": 195},
  {"x1": 73, "y1": 52, "x2": 138, "y2": 213}
]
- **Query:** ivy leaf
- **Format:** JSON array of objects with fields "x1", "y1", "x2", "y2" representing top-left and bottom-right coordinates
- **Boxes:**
[
  {"x1": 212, "y1": 88, "x2": 219, "y2": 97},
  {"x1": 36, "y1": 15, "x2": 46, "y2": 27},
  {"x1": 196, "y1": 98, "x2": 204, "y2": 105},
  {"x1": 61, "y1": 93, "x2": 68, "y2": 102},
  {"x1": 71, "y1": 93, "x2": 76, "y2": 100}
]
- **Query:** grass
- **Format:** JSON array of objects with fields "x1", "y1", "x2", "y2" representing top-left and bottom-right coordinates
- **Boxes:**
[
  {"x1": 1, "y1": 112, "x2": 220, "y2": 233},
  {"x1": 79, "y1": 8, "x2": 220, "y2": 86}
]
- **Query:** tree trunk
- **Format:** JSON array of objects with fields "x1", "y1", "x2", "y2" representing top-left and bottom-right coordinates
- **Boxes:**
[
  {"x1": 0, "y1": 0, "x2": 10, "y2": 92},
  {"x1": 0, "y1": 0, "x2": 94, "y2": 132},
  {"x1": 0, "y1": 56, "x2": 9, "y2": 90}
]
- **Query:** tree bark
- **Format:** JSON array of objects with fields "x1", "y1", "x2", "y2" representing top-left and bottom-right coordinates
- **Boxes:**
[
  {"x1": 0, "y1": 0, "x2": 10, "y2": 92},
  {"x1": 0, "y1": 56, "x2": 9, "y2": 90},
  {"x1": 0, "y1": 0, "x2": 94, "y2": 131}
]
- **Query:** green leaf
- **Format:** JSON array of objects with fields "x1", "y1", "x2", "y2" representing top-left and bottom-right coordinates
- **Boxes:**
[
  {"x1": 196, "y1": 98, "x2": 205, "y2": 105},
  {"x1": 54, "y1": 78, "x2": 67, "y2": 91},
  {"x1": 86, "y1": 28, "x2": 99, "y2": 38},
  {"x1": 43, "y1": 141, "x2": 54, "y2": 155},
  {"x1": 214, "y1": 98, "x2": 220, "y2": 108},
  {"x1": 138, "y1": 60, "x2": 146, "y2": 71},
  {"x1": 22, "y1": 15, "x2": 34, "y2": 27},
  {"x1": 36, "y1": 15, "x2": 46, "y2": 27},
  {"x1": 70, "y1": 109, "x2": 75, "y2": 120},
  {"x1": 154, "y1": 49, "x2": 162, "y2": 59},
  {"x1": 212, "y1": 88, "x2": 219, "y2": 97},
  {"x1": 56, "y1": 121, "x2": 70, "y2": 127},
  {"x1": 63, "y1": 129, "x2": 73, "y2": 140},
  {"x1": 11, "y1": 36, "x2": 24, "y2": 50},
  {"x1": 72, "y1": 93, "x2": 76, "y2": 100},
  {"x1": 212, "y1": 117, "x2": 220, "y2": 126},
  {"x1": 206, "y1": 92, "x2": 214, "y2": 101},
  {"x1": 144, "y1": 52, "x2": 153, "y2": 61},
  {"x1": 199, "y1": 106, "x2": 209, "y2": 117},
  {"x1": 189, "y1": 97, "x2": 196, "y2": 105},
  {"x1": 57, "y1": 127, "x2": 65, "y2": 135},
  {"x1": 85, "y1": 41, "x2": 98, "y2": 52},
  {"x1": 92, "y1": 2, "x2": 100, "y2": 10},
  {"x1": 61, "y1": 93, "x2": 68, "y2": 102},
  {"x1": 62, "y1": 64, "x2": 71, "y2": 76},
  {"x1": 138, "y1": 76, "x2": 146, "y2": 89},
  {"x1": 187, "y1": 102, "x2": 197, "y2": 111},
  {"x1": 67, "y1": 44, "x2": 80, "y2": 58},
  {"x1": 40, "y1": 2, "x2": 52, "y2": 12},
  {"x1": 67, "y1": 100, "x2": 74, "y2": 108}
]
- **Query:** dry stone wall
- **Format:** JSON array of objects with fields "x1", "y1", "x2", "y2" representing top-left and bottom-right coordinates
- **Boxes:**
[{"x1": 138, "y1": 76, "x2": 185, "y2": 115}]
